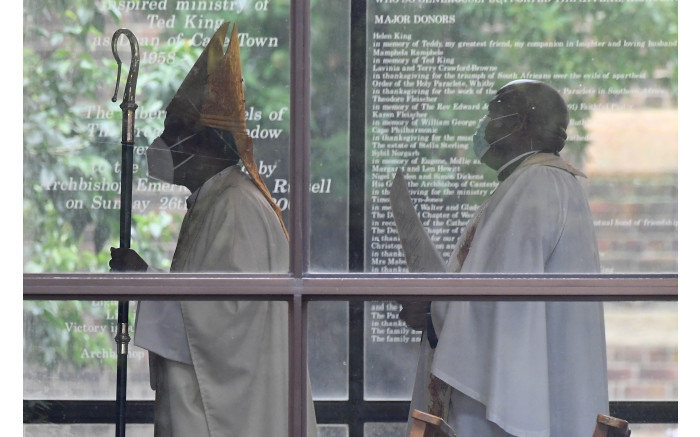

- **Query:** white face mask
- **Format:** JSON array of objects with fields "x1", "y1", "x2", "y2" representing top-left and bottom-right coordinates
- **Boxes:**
[{"x1": 146, "y1": 133, "x2": 198, "y2": 184}]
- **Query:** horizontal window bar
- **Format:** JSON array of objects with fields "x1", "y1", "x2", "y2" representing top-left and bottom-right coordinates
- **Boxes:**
[
  {"x1": 23, "y1": 274, "x2": 677, "y2": 300},
  {"x1": 23, "y1": 400, "x2": 678, "y2": 425}
]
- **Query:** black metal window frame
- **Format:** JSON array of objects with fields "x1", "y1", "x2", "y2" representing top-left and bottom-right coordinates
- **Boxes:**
[
  {"x1": 23, "y1": 275, "x2": 679, "y2": 436},
  {"x1": 23, "y1": 0, "x2": 679, "y2": 435}
]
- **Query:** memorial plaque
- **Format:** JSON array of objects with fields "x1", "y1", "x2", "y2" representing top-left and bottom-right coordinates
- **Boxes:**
[
  {"x1": 363, "y1": 0, "x2": 677, "y2": 400},
  {"x1": 364, "y1": 0, "x2": 678, "y2": 275}
]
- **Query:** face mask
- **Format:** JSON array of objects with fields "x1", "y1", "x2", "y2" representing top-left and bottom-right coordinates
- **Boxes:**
[
  {"x1": 472, "y1": 113, "x2": 519, "y2": 160},
  {"x1": 146, "y1": 133, "x2": 198, "y2": 183}
]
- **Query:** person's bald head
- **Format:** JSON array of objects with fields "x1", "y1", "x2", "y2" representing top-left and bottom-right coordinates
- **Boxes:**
[{"x1": 487, "y1": 79, "x2": 569, "y2": 154}]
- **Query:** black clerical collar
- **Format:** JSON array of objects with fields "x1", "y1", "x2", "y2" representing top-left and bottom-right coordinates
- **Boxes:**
[
  {"x1": 186, "y1": 188, "x2": 201, "y2": 210},
  {"x1": 497, "y1": 151, "x2": 540, "y2": 181}
]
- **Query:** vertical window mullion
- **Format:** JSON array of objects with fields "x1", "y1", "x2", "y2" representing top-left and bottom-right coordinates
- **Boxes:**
[
  {"x1": 349, "y1": 0, "x2": 367, "y2": 274},
  {"x1": 290, "y1": 0, "x2": 312, "y2": 277},
  {"x1": 349, "y1": 1, "x2": 368, "y2": 435},
  {"x1": 290, "y1": 1, "x2": 311, "y2": 437}
]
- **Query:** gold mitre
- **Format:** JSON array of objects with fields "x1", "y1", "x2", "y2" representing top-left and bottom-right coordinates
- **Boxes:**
[
  {"x1": 167, "y1": 22, "x2": 288, "y2": 240},
  {"x1": 165, "y1": 23, "x2": 227, "y2": 121}
]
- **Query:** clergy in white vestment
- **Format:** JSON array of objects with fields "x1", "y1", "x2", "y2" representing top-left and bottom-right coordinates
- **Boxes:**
[
  {"x1": 402, "y1": 80, "x2": 609, "y2": 437},
  {"x1": 109, "y1": 23, "x2": 317, "y2": 437}
]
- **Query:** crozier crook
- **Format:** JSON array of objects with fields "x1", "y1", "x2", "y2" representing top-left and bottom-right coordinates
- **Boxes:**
[{"x1": 110, "y1": 28, "x2": 140, "y2": 437}]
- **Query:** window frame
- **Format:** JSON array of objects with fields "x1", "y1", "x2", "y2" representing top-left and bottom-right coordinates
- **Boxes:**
[
  {"x1": 23, "y1": 274, "x2": 679, "y2": 437},
  {"x1": 22, "y1": 0, "x2": 679, "y2": 435}
]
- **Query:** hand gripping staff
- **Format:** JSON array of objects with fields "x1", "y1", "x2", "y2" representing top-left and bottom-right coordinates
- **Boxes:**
[{"x1": 110, "y1": 28, "x2": 139, "y2": 437}]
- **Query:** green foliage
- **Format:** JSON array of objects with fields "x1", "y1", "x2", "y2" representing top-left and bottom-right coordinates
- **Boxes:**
[
  {"x1": 23, "y1": 300, "x2": 128, "y2": 371},
  {"x1": 23, "y1": 1, "x2": 121, "y2": 272},
  {"x1": 309, "y1": 0, "x2": 351, "y2": 186},
  {"x1": 23, "y1": 0, "x2": 677, "y2": 369},
  {"x1": 23, "y1": 7, "x2": 199, "y2": 274},
  {"x1": 132, "y1": 210, "x2": 182, "y2": 271},
  {"x1": 370, "y1": 1, "x2": 678, "y2": 166},
  {"x1": 23, "y1": 1, "x2": 294, "y2": 371},
  {"x1": 23, "y1": 2, "x2": 295, "y2": 274}
]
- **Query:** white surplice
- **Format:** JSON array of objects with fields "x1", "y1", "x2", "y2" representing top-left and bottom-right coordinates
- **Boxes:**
[
  {"x1": 408, "y1": 153, "x2": 609, "y2": 437},
  {"x1": 134, "y1": 165, "x2": 317, "y2": 437}
]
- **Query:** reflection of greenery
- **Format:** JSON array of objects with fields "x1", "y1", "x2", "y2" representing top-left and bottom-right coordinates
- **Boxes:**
[
  {"x1": 24, "y1": 2, "x2": 119, "y2": 272},
  {"x1": 24, "y1": 2, "x2": 293, "y2": 273},
  {"x1": 370, "y1": 1, "x2": 678, "y2": 166},
  {"x1": 308, "y1": 0, "x2": 351, "y2": 270},
  {"x1": 23, "y1": 1, "x2": 293, "y2": 372},
  {"x1": 23, "y1": 0, "x2": 677, "y2": 366},
  {"x1": 23, "y1": 6, "x2": 192, "y2": 273},
  {"x1": 23, "y1": 301, "x2": 127, "y2": 371},
  {"x1": 132, "y1": 211, "x2": 182, "y2": 271}
]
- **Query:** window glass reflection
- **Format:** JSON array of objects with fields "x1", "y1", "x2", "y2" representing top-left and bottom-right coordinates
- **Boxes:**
[
  {"x1": 318, "y1": 425, "x2": 349, "y2": 437},
  {"x1": 23, "y1": 424, "x2": 154, "y2": 437},
  {"x1": 308, "y1": 301, "x2": 350, "y2": 401},
  {"x1": 24, "y1": 1, "x2": 291, "y2": 274},
  {"x1": 23, "y1": 301, "x2": 150, "y2": 400},
  {"x1": 364, "y1": 301, "x2": 420, "y2": 400},
  {"x1": 309, "y1": 0, "x2": 351, "y2": 272},
  {"x1": 24, "y1": 298, "x2": 676, "y2": 434},
  {"x1": 363, "y1": 1, "x2": 677, "y2": 275},
  {"x1": 605, "y1": 301, "x2": 678, "y2": 401},
  {"x1": 360, "y1": 301, "x2": 677, "y2": 403},
  {"x1": 364, "y1": 422, "x2": 405, "y2": 437},
  {"x1": 360, "y1": 422, "x2": 677, "y2": 437}
]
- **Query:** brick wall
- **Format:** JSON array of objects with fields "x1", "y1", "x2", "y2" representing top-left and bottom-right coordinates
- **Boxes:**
[{"x1": 582, "y1": 107, "x2": 678, "y2": 434}]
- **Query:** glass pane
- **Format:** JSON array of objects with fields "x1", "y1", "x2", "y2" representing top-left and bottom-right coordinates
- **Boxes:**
[
  {"x1": 318, "y1": 424, "x2": 349, "y2": 437},
  {"x1": 364, "y1": 422, "x2": 405, "y2": 437},
  {"x1": 21, "y1": 301, "x2": 346, "y2": 402},
  {"x1": 362, "y1": 423, "x2": 678, "y2": 437},
  {"x1": 24, "y1": 299, "x2": 296, "y2": 434},
  {"x1": 24, "y1": 301, "x2": 151, "y2": 400},
  {"x1": 629, "y1": 424, "x2": 678, "y2": 437},
  {"x1": 308, "y1": 301, "x2": 349, "y2": 400},
  {"x1": 363, "y1": 301, "x2": 420, "y2": 400},
  {"x1": 362, "y1": 300, "x2": 677, "y2": 409},
  {"x1": 309, "y1": 0, "x2": 351, "y2": 272},
  {"x1": 363, "y1": 1, "x2": 677, "y2": 274},
  {"x1": 24, "y1": 424, "x2": 153, "y2": 437},
  {"x1": 24, "y1": 1, "x2": 291, "y2": 273},
  {"x1": 605, "y1": 302, "x2": 678, "y2": 401},
  {"x1": 23, "y1": 424, "x2": 332, "y2": 437}
]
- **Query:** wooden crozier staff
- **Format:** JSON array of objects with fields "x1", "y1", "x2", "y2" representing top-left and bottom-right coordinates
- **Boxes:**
[{"x1": 110, "y1": 28, "x2": 140, "y2": 437}]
